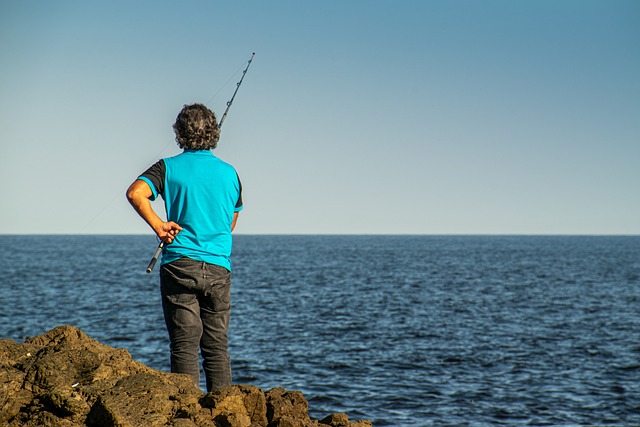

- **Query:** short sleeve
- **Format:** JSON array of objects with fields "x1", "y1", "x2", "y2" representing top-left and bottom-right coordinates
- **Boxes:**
[
  {"x1": 138, "y1": 160, "x2": 165, "y2": 200},
  {"x1": 235, "y1": 174, "x2": 243, "y2": 212}
]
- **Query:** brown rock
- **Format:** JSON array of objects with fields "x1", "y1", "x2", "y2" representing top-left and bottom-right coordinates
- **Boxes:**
[
  {"x1": 201, "y1": 384, "x2": 267, "y2": 427},
  {"x1": 320, "y1": 413, "x2": 350, "y2": 427},
  {"x1": 266, "y1": 387, "x2": 311, "y2": 427},
  {"x1": 0, "y1": 326, "x2": 371, "y2": 427},
  {"x1": 319, "y1": 413, "x2": 373, "y2": 427},
  {"x1": 85, "y1": 371, "x2": 202, "y2": 427}
]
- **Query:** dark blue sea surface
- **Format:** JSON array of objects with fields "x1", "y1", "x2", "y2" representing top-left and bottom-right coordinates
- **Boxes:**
[{"x1": 1, "y1": 235, "x2": 639, "y2": 426}]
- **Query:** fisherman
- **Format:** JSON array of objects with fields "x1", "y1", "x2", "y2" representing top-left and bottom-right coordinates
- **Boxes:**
[{"x1": 126, "y1": 103, "x2": 243, "y2": 391}]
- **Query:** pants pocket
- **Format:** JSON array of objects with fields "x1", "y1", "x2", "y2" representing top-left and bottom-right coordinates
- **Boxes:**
[
  {"x1": 203, "y1": 267, "x2": 231, "y2": 311},
  {"x1": 160, "y1": 259, "x2": 198, "y2": 290}
]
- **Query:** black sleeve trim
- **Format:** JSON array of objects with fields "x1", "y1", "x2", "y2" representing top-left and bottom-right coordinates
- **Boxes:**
[
  {"x1": 139, "y1": 160, "x2": 165, "y2": 197},
  {"x1": 235, "y1": 173, "x2": 243, "y2": 209}
]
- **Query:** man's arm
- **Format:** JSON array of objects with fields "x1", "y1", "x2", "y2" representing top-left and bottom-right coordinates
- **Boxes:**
[
  {"x1": 231, "y1": 212, "x2": 239, "y2": 231},
  {"x1": 126, "y1": 179, "x2": 182, "y2": 244}
]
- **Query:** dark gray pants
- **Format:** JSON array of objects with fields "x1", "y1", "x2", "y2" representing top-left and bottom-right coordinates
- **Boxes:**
[{"x1": 160, "y1": 257, "x2": 232, "y2": 391}]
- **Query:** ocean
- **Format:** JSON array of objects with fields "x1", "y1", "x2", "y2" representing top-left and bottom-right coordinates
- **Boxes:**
[{"x1": 1, "y1": 235, "x2": 639, "y2": 426}]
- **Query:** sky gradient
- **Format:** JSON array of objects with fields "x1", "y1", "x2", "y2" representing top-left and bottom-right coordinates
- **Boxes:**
[{"x1": 1, "y1": 1, "x2": 638, "y2": 235}]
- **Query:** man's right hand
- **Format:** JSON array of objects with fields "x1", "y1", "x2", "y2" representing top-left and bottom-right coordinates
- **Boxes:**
[{"x1": 156, "y1": 221, "x2": 183, "y2": 244}]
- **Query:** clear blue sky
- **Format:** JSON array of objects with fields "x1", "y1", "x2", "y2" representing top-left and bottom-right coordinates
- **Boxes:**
[{"x1": 1, "y1": 0, "x2": 638, "y2": 235}]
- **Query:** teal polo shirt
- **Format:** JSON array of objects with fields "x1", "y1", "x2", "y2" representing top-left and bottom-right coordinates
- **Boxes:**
[{"x1": 139, "y1": 150, "x2": 243, "y2": 270}]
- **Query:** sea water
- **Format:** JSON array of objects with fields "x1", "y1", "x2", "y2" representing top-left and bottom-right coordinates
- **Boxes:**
[{"x1": 1, "y1": 235, "x2": 639, "y2": 426}]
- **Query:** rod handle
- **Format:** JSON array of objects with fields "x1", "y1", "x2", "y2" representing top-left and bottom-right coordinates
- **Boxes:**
[{"x1": 146, "y1": 242, "x2": 164, "y2": 273}]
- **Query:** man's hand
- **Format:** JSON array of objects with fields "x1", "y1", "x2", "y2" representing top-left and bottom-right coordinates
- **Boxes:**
[{"x1": 156, "y1": 221, "x2": 183, "y2": 244}]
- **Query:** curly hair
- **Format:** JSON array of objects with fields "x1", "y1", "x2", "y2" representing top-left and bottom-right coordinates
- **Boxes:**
[{"x1": 173, "y1": 103, "x2": 220, "y2": 150}]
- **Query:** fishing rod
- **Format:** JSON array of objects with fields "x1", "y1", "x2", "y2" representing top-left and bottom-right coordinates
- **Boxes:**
[
  {"x1": 145, "y1": 52, "x2": 255, "y2": 274},
  {"x1": 219, "y1": 52, "x2": 254, "y2": 128}
]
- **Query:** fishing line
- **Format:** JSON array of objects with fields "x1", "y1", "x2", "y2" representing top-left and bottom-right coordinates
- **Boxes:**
[{"x1": 204, "y1": 61, "x2": 247, "y2": 106}]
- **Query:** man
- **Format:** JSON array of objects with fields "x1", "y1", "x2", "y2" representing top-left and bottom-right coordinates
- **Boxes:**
[{"x1": 126, "y1": 103, "x2": 243, "y2": 391}]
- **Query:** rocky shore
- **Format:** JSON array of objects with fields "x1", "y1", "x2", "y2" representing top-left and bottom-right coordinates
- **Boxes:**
[{"x1": 0, "y1": 326, "x2": 371, "y2": 427}]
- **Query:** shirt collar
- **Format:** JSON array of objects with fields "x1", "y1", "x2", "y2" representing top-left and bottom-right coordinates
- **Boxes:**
[{"x1": 184, "y1": 149, "x2": 213, "y2": 156}]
